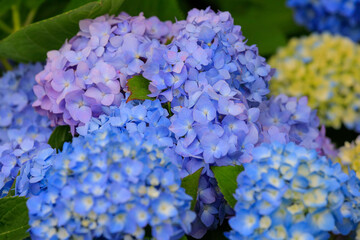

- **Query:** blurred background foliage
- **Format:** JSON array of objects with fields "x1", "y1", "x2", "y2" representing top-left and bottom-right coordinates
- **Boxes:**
[{"x1": 0, "y1": 0, "x2": 355, "y2": 149}]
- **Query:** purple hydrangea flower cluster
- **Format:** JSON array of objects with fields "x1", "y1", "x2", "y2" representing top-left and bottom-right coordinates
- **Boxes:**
[
  {"x1": 0, "y1": 64, "x2": 53, "y2": 198},
  {"x1": 259, "y1": 94, "x2": 338, "y2": 159},
  {"x1": 143, "y1": 7, "x2": 274, "y2": 105},
  {"x1": 287, "y1": 0, "x2": 360, "y2": 42},
  {"x1": 27, "y1": 127, "x2": 195, "y2": 240},
  {"x1": 33, "y1": 13, "x2": 174, "y2": 133},
  {"x1": 227, "y1": 142, "x2": 360, "y2": 239}
]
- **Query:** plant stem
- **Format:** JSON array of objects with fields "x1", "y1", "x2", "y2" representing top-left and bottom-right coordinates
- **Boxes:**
[
  {"x1": 24, "y1": 8, "x2": 38, "y2": 27},
  {"x1": 11, "y1": 5, "x2": 21, "y2": 32},
  {"x1": 167, "y1": 102, "x2": 173, "y2": 116},
  {"x1": 0, "y1": 20, "x2": 13, "y2": 34},
  {"x1": 1, "y1": 58, "x2": 12, "y2": 71}
]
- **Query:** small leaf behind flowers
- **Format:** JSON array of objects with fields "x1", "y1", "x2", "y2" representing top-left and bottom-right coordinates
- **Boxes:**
[
  {"x1": 127, "y1": 75, "x2": 155, "y2": 102},
  {"x1": 48, "y1": 125, "x2": 73, "y2": 151},
  {"x1": 212, "y1": 165, "x2": 244, "y2": 209}
]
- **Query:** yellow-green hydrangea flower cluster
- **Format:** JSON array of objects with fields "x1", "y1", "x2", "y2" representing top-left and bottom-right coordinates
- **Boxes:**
[
  {"x1": 269, "y1": 33, "x2": 360, "y2": 131},
  {"x1": 338, "y1": 136, "x2": 360, "y2": 178}
]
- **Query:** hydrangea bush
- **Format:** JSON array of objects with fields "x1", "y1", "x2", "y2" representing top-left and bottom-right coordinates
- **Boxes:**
[
  {"x1": 227, "y1": 142, "x2": 360, "y2": 239},
  {"x1": 31, "y1": 7, "x2": 343, "y2": 238},
  {"x1": 1, "y1": 1, "x2": 360, "y2": 240},
  {"x1": 287, "y1": 0, "x2": 360, "y2": 42},
  {"x1": 31, "y1": 7, "x2": 277, "y2": 237},
  {"x1": 270, "y1": 33, "x2": 360, "y2": 131}
]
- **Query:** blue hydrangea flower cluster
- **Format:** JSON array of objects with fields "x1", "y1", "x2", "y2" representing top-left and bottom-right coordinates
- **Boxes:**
[
  {"x1": 27, "y1": 127, "x2": 195, "y2": 240},
  {"x1": 259, "y1": 94, "x2": 338, "y2": 159},
  {"x1": 143, "y1": 7, "x2": 274, "y2": 105},
  {"x1": 33, "y1": 13, "x2": 174, "y2": 133},
  {"x1": 287, "y1": 0, "x2": 360, "y2": 41},
  {"x1": 227, "y1": 142, "x2": 360, "y2": 239},
  {"x1": 0, "y1": 63, "x2": 53, "y2": 198}
]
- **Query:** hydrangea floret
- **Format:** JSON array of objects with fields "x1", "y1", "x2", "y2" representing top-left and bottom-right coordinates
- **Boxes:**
[
  {"x1": 287, "y1": 0, "x2": 360, "y2": 42},
  {"x1": 27, "y1": 126, "x2": 195, "y2": 240},
  {"x1": 269, "y1": 33, "x2": 360, "y2": 131},
  {"x1": 0, "y1": 64, "x2": 53, "y2": 198},
  {"x1": 227, "y1": 142, "x2": 360, "y2": 239}
]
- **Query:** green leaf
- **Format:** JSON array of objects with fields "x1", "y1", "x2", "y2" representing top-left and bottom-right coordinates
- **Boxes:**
[
  {"x1": 181, "y1": 167, "x2": 203, "y2": 210},
  {"x1": 163, "y1": 102, "x2": 173, "y2": 117},
  {"x1": 212, "y1": 165, "x2": 244, "y2": 209},
  {"x1": 127, "y1": 75, "x2": 155, "y2": 102},
  {"x1": 0, "y1": 0, "x2": 125, "y2": 62},
  {"x1": 216, "y1": 0, "x2": 306, "y2": 56},
  {"x1": 121, "y1": 0, "x2": 184, "y2": 21},
  {"x1": 165, "y1": 36, "x2": 174, "y2": 45},
  {"x1": 0, "y1": 197, "x2": 29, "y2": 240},
  {"x1": 48, "y1": 125, "x2": 73, "y2": 151}
]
